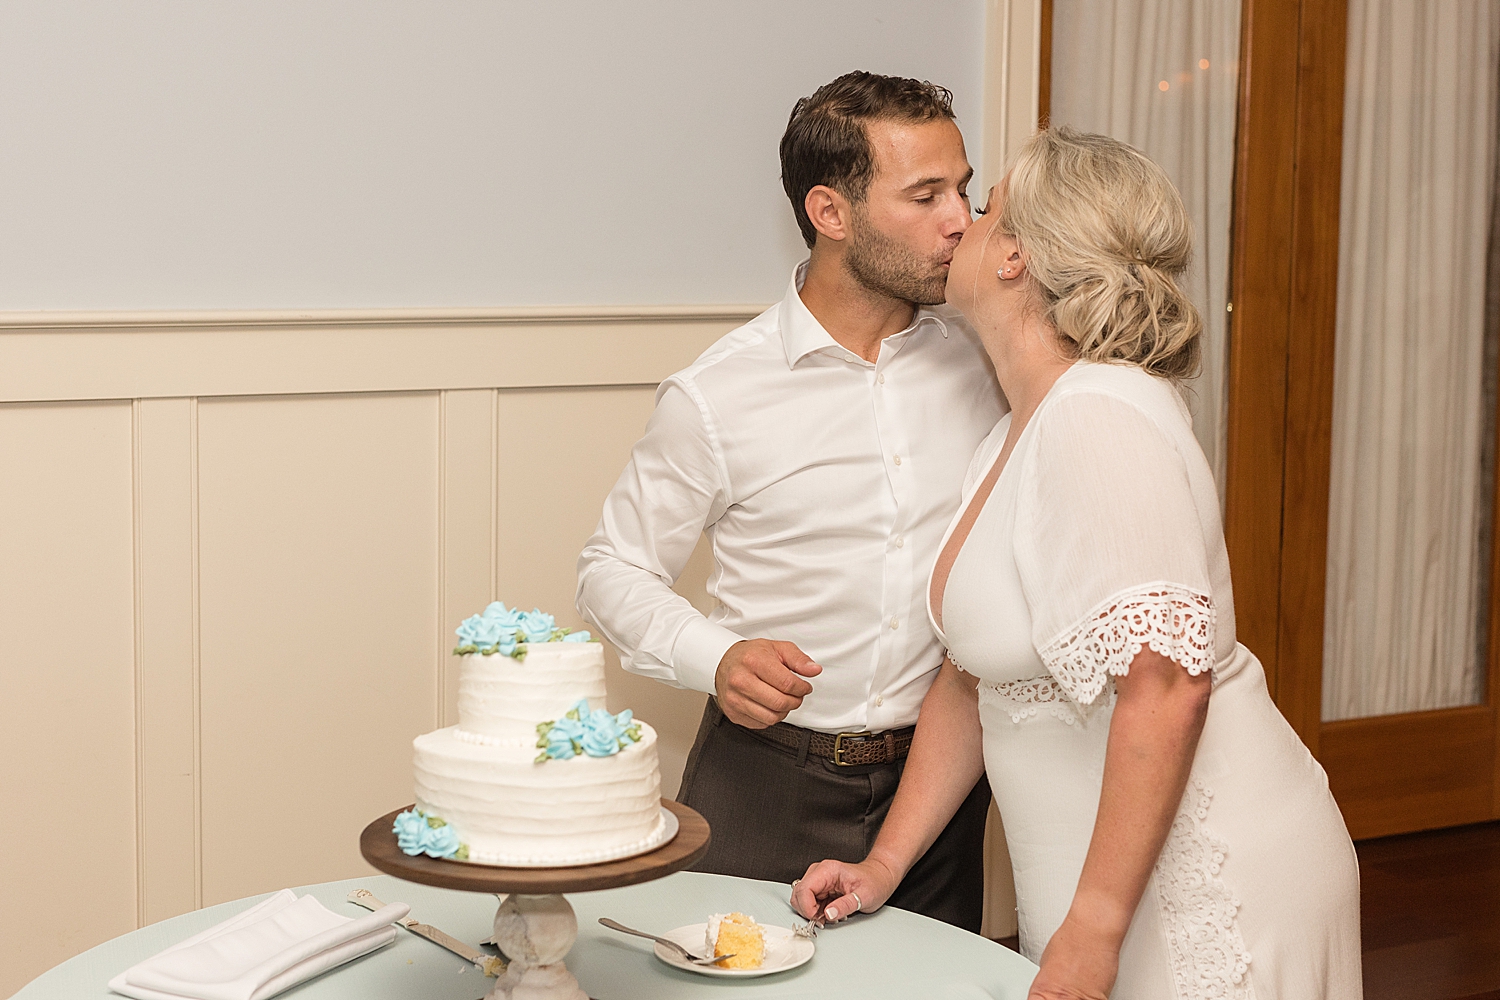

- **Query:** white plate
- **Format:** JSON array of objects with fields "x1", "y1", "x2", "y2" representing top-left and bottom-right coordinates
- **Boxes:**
[
  {"x1": 447, "y1": 806, "x2": 678, "y2": 868},
  {"x1": 652, "y1": 922, "x2": 814, "y2": 978}
]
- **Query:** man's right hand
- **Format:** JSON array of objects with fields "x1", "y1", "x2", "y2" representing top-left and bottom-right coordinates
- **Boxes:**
[{"x1": 714, "y1": 639, "x2": 822, "y2": 729}]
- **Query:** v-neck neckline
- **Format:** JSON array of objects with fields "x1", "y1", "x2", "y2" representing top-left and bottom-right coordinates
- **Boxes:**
[{"x1": 928, "y1": 364, "x2": 1079, "y2": 638}]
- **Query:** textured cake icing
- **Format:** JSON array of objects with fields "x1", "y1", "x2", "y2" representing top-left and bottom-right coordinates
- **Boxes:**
[
  {"x1": 452, "y1": 642, "x2": 607, "y2": 746},
  {"x1": 409, "y1": 605, "x2": 664, "y2": 866}
]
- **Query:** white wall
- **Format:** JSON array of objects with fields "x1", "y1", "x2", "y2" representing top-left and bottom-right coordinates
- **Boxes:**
[{"x1": 0, "y1": 0, "x2": 985, "y2": 310}]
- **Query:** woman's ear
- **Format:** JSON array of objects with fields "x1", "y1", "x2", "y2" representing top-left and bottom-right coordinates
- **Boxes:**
[
  {"x1": 996, "y1": 244, "x2": 1026, "y2": 281},
  {"x1": 805, "y1": 185, "x2": 852, "y2": 243}
]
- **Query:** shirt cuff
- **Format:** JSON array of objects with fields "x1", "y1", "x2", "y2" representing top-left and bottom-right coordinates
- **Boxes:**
[{"x1": 670, "y1": 618, "x2": 745, "y2": 694}]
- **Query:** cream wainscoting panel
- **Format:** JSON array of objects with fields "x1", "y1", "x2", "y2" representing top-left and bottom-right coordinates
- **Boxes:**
[
  {"x1": 0, "y1": 307, "x2": 762, "y2": 403},
  {"x1": 0, "y1": 306, "x2": 749, "y2": 997},
  {"x1": 196, "y1": 392, "x2": 443, "y2": 906},
  {"x1": 0, "y1": 401, "x2": 139, "y2": 993}
]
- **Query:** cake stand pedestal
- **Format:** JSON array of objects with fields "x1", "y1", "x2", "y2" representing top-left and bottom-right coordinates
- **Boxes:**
[{"x1": 360, "y1": 799, "x2": 710, "y2": 1000}]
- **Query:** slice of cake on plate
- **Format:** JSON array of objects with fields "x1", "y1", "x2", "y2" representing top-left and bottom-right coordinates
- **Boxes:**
[{"x1": 706, "y1": 912, "x2": 766, "y2": 969}]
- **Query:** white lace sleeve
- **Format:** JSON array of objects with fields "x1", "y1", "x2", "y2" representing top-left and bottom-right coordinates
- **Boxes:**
[
  {"x1": 1014, "y1": 384, "x2": 1221, "y2": 703},
  {"x1": 1038, "y1": 581, "x2": 1217, "y2": 706}
]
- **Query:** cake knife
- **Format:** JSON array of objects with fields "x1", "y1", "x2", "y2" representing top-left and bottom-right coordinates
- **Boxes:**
[{"x1": 347, "y1": 888, "x2": 506, "y2": 976}]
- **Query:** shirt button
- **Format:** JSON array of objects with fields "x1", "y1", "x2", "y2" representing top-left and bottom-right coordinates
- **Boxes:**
[
  {"x1": 890, "y1": 617, "x2": 900, "y2": 630},
  {"x1": 875, "y1": 695, "x2": 885, "y2": 707},
  {"x1": 877, "y1": 373, "x2": 886, "y2": 385},
  {"x1": 893, "y1": 454, "x2": 902, "y2": 466},
  {"x1": 895, "y1": 535, "x2": 905, "y2": 549}
]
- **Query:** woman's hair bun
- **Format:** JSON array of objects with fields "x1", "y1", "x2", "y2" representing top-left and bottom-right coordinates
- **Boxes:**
[{"x1": 999, "y1": 127, "x2": 1202, "y2": 380}]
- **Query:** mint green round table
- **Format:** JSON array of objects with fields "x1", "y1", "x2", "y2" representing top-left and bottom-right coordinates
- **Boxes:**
[{"x1": 14, "y1": 871, "x2": 1038, "y2": 1000}]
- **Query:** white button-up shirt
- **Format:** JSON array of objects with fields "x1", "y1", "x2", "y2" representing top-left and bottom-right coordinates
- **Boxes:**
[{"x1": 576, "y1": 265, "x2": 1006, "y2": 732}]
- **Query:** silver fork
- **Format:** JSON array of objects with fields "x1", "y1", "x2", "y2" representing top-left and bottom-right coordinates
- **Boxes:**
[{"x1": 598, "y1": 917, "x2": 734, "y2": 966}]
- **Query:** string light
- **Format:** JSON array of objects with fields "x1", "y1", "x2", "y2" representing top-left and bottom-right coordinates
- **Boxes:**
[
  {"x1": 1158, "y1": 80, "x2": 1169, "y2": 91},
  {"x1": 1200, "y1": 58, "x2": 1211, "y2": 69}
]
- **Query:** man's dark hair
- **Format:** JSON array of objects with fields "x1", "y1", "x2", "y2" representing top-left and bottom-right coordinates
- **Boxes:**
[{"x1": 780, "y1": 71, "x2": 957, "y2": 249}]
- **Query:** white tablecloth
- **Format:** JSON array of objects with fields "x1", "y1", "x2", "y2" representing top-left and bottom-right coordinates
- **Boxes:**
[{"x1": 15, "y1": 871, "x2": 1037, "y2": 1000}]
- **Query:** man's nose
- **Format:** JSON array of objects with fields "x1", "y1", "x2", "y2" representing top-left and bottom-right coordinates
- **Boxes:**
[{"x1": 946, "y1": 193, "x2": 972, "y2": 237}]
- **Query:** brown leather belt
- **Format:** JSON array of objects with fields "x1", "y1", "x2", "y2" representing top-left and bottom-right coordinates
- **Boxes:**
[{"x1": 752, "y1": 717, "x2": 916, "y2": 766}]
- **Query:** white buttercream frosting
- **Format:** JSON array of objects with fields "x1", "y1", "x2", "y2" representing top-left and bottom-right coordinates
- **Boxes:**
[
  {"x1": 413, "y1": 638, "x2": 663, "y2": 866},
  {"x1": 454, "y1": 645, "x2": 607, "y2": 743},
  {"x1": 414, "y1": 723, "x2": 662, "y2": 865}
]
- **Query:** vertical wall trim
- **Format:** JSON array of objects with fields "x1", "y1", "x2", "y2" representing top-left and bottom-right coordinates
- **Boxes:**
[
  {"x1": 437, "y1": 391, "x2": 448, "y2": 730},
  {"x1": 134, "y1": 397, "x2": 201, "y2": 922},
  {"x1": 491, "y1": 388, "x2": 500, "y2": 603},
  {"x1": 131, "y1": 399, "x2": 146, "y2": 927},
  {"x1": 982, "y1": 0, "x2": 1044, "y2": 193},
  {"x1": 190, "y1": 397, "x2": 203, "y2": 910}
]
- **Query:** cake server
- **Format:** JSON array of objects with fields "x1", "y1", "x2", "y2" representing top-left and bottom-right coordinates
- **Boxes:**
[{"x1": 347, "y1": 888, "x2": 506, "y2": 976}]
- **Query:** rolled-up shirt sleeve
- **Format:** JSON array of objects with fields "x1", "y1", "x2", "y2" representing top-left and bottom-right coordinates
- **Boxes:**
[{"x1": 576, "y1": 379, "x2": 741, "y2": 693}]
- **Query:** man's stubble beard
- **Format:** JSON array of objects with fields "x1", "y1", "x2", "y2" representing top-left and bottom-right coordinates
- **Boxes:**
[{"x1": 843, "y1": 205, "x2": 950, "y2": 306}]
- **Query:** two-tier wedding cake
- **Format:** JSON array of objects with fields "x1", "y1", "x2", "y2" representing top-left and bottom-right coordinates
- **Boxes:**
[{"x1": 398, "y1": 602, "x2": 665, "y2": 867}]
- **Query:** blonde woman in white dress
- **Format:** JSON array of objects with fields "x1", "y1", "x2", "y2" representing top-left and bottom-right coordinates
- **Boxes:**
[{"x1": 792, "y1": 128, "x2": 1362, "y2": 999}]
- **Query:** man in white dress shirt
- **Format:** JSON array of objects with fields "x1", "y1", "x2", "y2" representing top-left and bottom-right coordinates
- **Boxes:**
[{"x1": 576, "y1": 72, "x2": 1005, "y2": 930}]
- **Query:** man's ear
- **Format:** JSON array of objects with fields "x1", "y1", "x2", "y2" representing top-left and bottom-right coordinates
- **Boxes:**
[{"x1": 805, "y1": 185, "x2": 852, "y2": 243}]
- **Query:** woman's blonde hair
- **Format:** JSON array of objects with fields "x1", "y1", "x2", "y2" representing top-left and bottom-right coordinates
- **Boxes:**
[{"x1": 999, "y1": 127, "x2": 1202, "y2": 380}]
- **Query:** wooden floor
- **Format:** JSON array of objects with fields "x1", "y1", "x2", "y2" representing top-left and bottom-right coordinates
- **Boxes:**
[
  {"x1": 992, "y1": 819, "x2": 1500, "y2": 999},
  {"x1": 1359, "y1": 819, "x2": 1500, "y2": 1000}
]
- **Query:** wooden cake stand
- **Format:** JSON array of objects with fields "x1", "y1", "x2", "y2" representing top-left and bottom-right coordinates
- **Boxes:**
[{"x1": 360, "y1": 800, "x2": 710, "y2": 1000}]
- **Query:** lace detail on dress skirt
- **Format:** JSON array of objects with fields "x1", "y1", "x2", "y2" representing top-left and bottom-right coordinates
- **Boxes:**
[
  {"x1": 1156, "y1": 779, "x2": 1255, "y2": 1000},
  {"x1": 1037, "y1": 581, "x2": 1216, "y2": 706}
]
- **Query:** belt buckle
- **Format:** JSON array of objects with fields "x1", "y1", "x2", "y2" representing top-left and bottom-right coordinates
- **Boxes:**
[{"x1": 832, "y1": 732, "x2": 866, "y2": 766}]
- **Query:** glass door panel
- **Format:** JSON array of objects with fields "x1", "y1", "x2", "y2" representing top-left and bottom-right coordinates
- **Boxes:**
[{"x1": 1321, "y1": 0, "x2": 1500, "y2": 722}]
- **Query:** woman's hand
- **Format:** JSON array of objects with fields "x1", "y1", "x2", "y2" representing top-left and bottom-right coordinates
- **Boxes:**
[
  {"x1": 1025, "y1": 913, "x2": 1118, "y2": 1000},
  {"x1": 789, "y1": 856, "x2": 901, "y2": 924}
]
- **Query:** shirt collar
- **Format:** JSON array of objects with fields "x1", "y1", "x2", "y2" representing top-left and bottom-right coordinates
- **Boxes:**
[{"x1": 777, "y1": 261, "x2": 946, "y2": 369}]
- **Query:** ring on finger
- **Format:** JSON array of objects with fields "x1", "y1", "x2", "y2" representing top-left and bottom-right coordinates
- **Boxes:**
[{"x1": 850, "y1": 892, "x2": 862, "y2": 913}]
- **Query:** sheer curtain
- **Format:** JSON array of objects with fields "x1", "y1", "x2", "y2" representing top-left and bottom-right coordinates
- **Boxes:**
[
  {"x1": 1322, "y1": 1, "x2": 1500, "y2": 721},
  {"x1": 1048, "y1": 0, "x2": 1240, "y2": 494}
]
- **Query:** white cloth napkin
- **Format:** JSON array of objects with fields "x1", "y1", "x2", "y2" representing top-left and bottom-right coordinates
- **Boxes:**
[{"x1": 108, "y1": 889, "x2": 409, "y2": 1000}]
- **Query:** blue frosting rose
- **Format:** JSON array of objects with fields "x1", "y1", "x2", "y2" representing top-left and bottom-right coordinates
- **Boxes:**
[
  {"x1": 520, "y1": 609, "x2": 556, "y2": 644},
  {"x1": 461, "y1": 614, "x2": 506, "y2": 649},
  {"x1": 581, "y1": 709, "x2": 625, "y2": 757},
  {"x1": 482, "y1": 602, "x2": 525, "y2": 628},
  {"x1": 454, "y1": 613, "x2": 490, "y2": 648},
  {"x1": 422, "y1": 823, "x2": 461, "y2": 858},
  {"x1": 542, "y1": 712, "x2": 585, "y2": 759},
  {"x1": 562, "y1": 630, "x2": 592, "y2": 642},
  {"x1": 393, "y1": 809, "x2": 431, "y2": 856}
]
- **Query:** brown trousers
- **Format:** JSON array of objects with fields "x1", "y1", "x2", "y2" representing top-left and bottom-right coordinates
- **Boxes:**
[{"x1": 676, "y1": 698, "x2": 992, "y2": 933}]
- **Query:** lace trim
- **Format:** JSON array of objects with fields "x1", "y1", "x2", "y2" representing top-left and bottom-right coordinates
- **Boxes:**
[
  {"x1": 1157, "y1": 780, "x2": 1255, "y2": 1000},
  {"x1": 1037, "y1": 582, "x2": 1216, "y2": 706},
  {"x1": 977, "y1": 675, "x2": 1116, "y2": 725}
]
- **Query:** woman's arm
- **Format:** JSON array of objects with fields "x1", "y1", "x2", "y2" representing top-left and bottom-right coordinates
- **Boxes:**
[
  {"x1": 790, "y1": 657, "x2": 986, "y2": 922},
  {"x1": 1029, "y1": 648, "x2": 1211, "y2": 1000}
]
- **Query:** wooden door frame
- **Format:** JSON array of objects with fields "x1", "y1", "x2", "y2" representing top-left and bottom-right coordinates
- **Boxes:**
[{"x1": 1226, "y1": 0, "x2": 1500, "y2": 838}]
